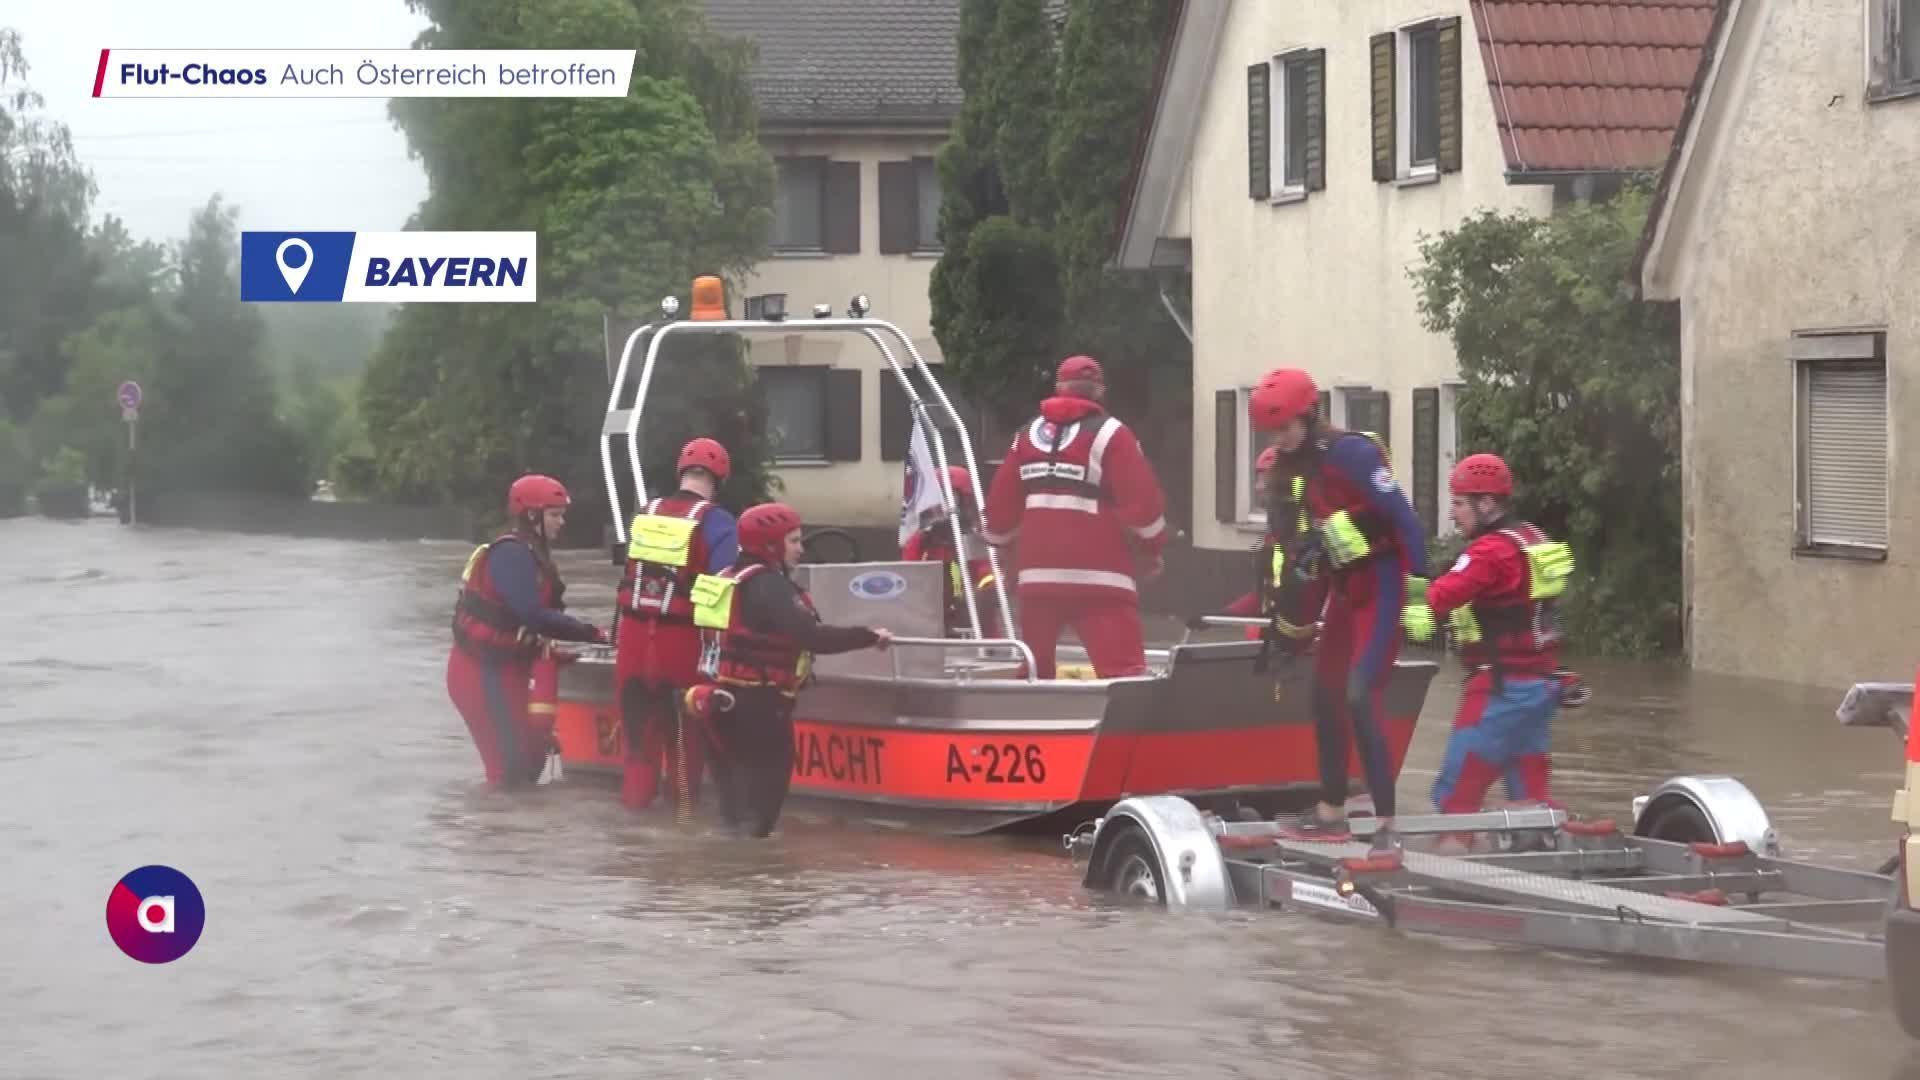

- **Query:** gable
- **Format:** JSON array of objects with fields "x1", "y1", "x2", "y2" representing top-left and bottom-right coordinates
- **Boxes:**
[
  {"x1": 703, "y1": 0, "x2": 963, "y2": 126},
  {"x1": 1636, "y1": 0, "x2": 1748, "y2": 299}
]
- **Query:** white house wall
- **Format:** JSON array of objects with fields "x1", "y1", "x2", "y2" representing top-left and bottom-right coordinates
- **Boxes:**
[
  {"x1": 744, "y1": 131, "x2": 948, "y2": 529},
  {"x1": 1658, "y1": 0, "x2": 1920, "y2": 686},
  {"x1": 1183, "y1": 0, "x2": 1552, "y2": 552}
]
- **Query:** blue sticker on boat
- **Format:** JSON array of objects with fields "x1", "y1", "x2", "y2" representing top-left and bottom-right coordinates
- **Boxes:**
[{"x1": 849, "y1": 570, "x2": 909, "y2": 600}]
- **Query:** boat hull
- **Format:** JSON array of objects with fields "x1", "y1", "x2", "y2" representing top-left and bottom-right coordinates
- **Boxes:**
[{"x1": 552, "y1": 639, "x2": 1439, "y2": 834}]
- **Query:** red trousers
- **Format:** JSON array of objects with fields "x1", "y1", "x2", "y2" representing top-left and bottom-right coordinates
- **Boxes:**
[
  {"x1": 614, "y1": 614, "x2": 706, "y2": 810},
  {"x1": 1017, "y1": 591, "x2": 1147, "y2": 680},
  {"x1": 446, "y1": 646, "x2": 548, "y2": 787}
]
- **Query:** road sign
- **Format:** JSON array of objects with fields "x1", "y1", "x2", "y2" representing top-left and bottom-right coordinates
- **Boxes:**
[
  {"x1": 117, "y1": 380, "x2": 143, "y2": 411},
  {"x1": 122, "y1": 406, "x2": 139, "y2": 422}
]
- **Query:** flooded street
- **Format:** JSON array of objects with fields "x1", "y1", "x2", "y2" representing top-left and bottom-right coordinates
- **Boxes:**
[{"x1": 4, "y1": 516, "x2": 1918, "y2": 1078}]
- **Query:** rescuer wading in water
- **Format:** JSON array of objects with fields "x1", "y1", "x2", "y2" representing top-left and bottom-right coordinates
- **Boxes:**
[
  {"x1": 1248, "y1": 369, "x2": 1426, "y2": 852},
  {"x1": 612, "y1": 437, "x2": 740, "y2": 813},
  {"x1": 686, "y1": 502, "x2": 893, "y2": 837},
  {"x1": 1402, "y1": 452, "x2": 1589, "y2": 851},
  {"x1": 447, "y1": 474, "x2": 607, "y2": 788}
]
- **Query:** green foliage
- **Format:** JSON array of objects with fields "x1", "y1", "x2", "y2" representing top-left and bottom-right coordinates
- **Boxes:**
[
  {"x1": 1410, "y1": 181, "x2": 1681, "y2": 657},
  {"x1": 360, "y1": 0, "x2": 777, "y2": 536},
  {"x1": 930, "y1": 0, "x2": 1191, "y2": 522},
  {"x1": 0, "y1": 417, "x2": 29, "y2": 515}
]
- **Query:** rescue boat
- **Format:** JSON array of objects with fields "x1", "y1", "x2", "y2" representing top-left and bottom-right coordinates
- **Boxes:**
[{"x1": 550, "y1": 278, "x2": 1439, "y2": 834}]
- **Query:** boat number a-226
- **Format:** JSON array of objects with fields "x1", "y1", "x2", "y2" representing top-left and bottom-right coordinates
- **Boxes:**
[{"x1": 944, "y1": 743, "x2": 1048, "y2": 784}]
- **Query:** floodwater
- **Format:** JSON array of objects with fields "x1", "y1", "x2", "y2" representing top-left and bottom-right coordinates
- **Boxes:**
[{"x1": 3, "y1": 515, "x2": 1917, "y2": 1079}]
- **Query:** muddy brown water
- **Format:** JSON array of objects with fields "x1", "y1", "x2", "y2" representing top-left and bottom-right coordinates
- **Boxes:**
[{"x1": 4, "y1": 517, "x2": 1918, "y2": 1078}]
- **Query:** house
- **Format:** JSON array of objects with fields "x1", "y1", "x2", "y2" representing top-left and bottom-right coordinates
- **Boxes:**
[
  {"x1": 703, "y1": 0, "x2": 973, "y2": 532},
  {"x1": 1638, "y1": 0, "x2": 1920, "y2": 686},
  {"x1": 1114, "y1": 0, "x2": 1716, "y2": 572}
]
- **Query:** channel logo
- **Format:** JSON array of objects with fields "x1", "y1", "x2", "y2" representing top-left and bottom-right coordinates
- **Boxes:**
[
  {"x1": 106, "y1": 864, "x2": 205, "y2": 964},
  {"x1": 238, "y1": 230, "x2": 537, "y2": 303}
]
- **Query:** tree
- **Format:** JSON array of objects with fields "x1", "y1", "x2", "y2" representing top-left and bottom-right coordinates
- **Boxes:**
[
  {"x1": 359, "y1": 0, "x2": 777, "y2": 538},
  {"x1": 1409, "y1": 182, "x2": 1681, "y2": 657},
  {"x1": 929, "y1": 0, "x2": 1190, "y2": 524},
  {"x1": 0, "y1": 28, "x2": 97, "y2": 422}
]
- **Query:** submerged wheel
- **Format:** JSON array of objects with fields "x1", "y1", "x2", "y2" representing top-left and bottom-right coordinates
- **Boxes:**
[
  {"x1": 1103, "y1": 828, "x2": 1168, "y2": 907},
  {"x1": 1637, "y1": 798, "x2": 1717, "y2": 845}
]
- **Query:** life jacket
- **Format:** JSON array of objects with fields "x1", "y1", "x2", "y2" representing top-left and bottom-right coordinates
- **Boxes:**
[
  {"x1": 1256, "y1": 473, "x2": 1320, "y2": 641},
  {"x1": 617, "y1": 492, "x2": 715, "y2": 623},
  {"x1": 451, "y1": 533, "x2": 558, "y2": 662},
  {"x1": 690, "y1": 561, "x2": 814, "y2": 697},
  {"x1": 1294, "y1": 430, "x2": 1397, "y2": 570},
  {"x1": 912, "y1": 523, "x2": 998, "y2": 635},
  {"x1": 1448, "y1": 520, "x2": 1574, "y2": 677}
]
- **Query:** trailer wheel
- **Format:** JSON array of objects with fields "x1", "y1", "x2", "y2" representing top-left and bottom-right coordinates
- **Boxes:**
[
  {"x1": 1637, "y1": 798, "x2": 1716, "y2": 845},
  {"x1": 1103, "y1": 828, "x2": 1168, "y2": 907}
]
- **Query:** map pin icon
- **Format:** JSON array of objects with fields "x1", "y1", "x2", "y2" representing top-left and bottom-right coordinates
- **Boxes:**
[{"x1": 275, "y1": 238, "x2": 313, "y2": 295}]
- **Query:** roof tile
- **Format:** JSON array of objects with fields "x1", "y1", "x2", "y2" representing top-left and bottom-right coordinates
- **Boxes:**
[
  {"x1": 702, "y1": 0, "x2": 965, "y2": 124},
  {"x1": 1473, "y1": 0, "x2": 1721, "y2": 173}
]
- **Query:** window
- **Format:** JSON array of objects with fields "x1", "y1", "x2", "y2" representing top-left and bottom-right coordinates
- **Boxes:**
[
  {"x1": 1870, "y1": 0, "x2": 1920, "y2": 100},
  {"x1": 879, "y1": 365, "x2": 987, "y2": 461},
  {"x1": 1342, "y1": 387, "x2": 1390, "y2": 447},
  {"x1": 1249, "y1": 50, "x2": 1326, "y2": 200},
  {"x1": 1792, "y1": 332, "x2": 1889, "y2": 557},
  {"x1": 916, "y1": 158, "x2": 942, "y2": 251},
  {"x1": 756, "y1": 365, "x2": 864, "y2": 463},
  {"x1": 772, "y1": 158, "x2": 824, "y2": 251},
  {"x1": 1218, "y1": 387, "x2": 1331, "y2": 526},
  {"x1": 772, "y1": 156, "x2": 862, "y2": 254},
  {"x1": 1371, "y1": 19, "x2": 1461, "y2": 183},
  {"x1": 879, "y1": 157, "x2": 944, "y2": 254}
]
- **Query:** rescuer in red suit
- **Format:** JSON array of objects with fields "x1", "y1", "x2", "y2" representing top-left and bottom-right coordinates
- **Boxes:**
[
  {"x1": 448, "y1": 474, "x2": 608, "y2": 788},
  {"x1": 686, "y1": 503, "x2": 894, "y2": 837},
  {"x1": 1402, "y1": 453, "x2": 1581, "y2": 831},
  {"x1": 1249, "y1": 369, "x2": 1426, "y2": 851},
  {"x1": 901, "y1": 465, "x2": 1001, "y2": 638},
  {"x1": 612, "y1": 437, "x2": 740, "y2": 812},
  {"x1": 982, "y1": 355, "x2": 1169, "y2": 679}
]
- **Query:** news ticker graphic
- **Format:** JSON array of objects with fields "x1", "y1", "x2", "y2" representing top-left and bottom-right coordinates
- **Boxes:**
[
  {"x1": 239, "y1": 231, "x2": 538, "y2": 303},
  {"x1": 92, "y1": 49, "x2": 636, "y2": 98},
  {"x1": 107, "y1": 864, "x2": 205, "y2": 964}
]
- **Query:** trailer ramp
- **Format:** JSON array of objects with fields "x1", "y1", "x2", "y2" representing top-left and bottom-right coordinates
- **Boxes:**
[{"x1": 1272, "y1": 839, "x2": 1785, "y2": 927}]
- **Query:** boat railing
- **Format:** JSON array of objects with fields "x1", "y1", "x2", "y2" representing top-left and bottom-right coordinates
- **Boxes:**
[
  {"x1": 887, "y1": 636, "x2": 1039, "y2": 684},
  {"x1": 600, "y1": 285, "x2": 1016, "y2": 645}
]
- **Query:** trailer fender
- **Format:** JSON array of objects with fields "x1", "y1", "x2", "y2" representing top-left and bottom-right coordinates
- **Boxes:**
[
  {"x1": 1081, "y1": 795, "x2": 1232, "y2": 911},
  {"x1": 1630, "y1": 775, "x2": 1779, "y2": 856}
]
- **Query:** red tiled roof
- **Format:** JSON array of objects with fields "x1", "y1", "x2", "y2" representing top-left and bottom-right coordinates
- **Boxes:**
[{"x1": 1473, "y1": 0, "x2": 1721, "y2": 174}]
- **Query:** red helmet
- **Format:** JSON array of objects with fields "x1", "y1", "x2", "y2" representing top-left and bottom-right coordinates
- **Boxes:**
[
  {"x1": 507, "y1": 474, "x2": 570, "y2": 516},
  {"x1": 1254, "y1": 445, "x2": 1279, "y2": 474},
  {"x1": 676, "y1": 437, "x2": 731, "y2": 483},
  {"x1": 943, "y1": 466, "x2": 975, "y2": 502},
  {"x1": 1055, "y1": 354, "x2": 1104, "y2": 393},
  {"x1": 738, "y1": 502, "x2": 803, "y2": 562},
  {"x1": 1248, "y1": 368, "x2": 1318, "y2": 431},
  {"x1": 1449, "y1": 453, "x2": 1513, "y2": 497}
]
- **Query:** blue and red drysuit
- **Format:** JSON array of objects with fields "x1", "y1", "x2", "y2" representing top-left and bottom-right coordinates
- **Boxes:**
[
  {"x1": 448, "y1": 535, "x2": 603, "y2": 787},
  {"x1": 1285, "y1": 431, "x2": 1426, "y2": 822},
  {"x1": 1424, "y1": 518, "x2": 1564, "y2": 813}
]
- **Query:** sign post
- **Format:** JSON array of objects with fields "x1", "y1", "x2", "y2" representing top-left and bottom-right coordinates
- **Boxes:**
[{"x1": 117, "y1": 381, "x2": 142, "y2": 525}]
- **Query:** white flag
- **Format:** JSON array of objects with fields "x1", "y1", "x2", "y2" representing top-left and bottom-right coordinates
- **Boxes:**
[{"x1": 899, "y1": 415, "x2": 946, "y2": 548}]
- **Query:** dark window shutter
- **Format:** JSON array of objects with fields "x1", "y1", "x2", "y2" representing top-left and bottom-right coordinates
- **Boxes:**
[
  {"x1": 1304, "y1": 49, "x2": 1327, "y2": 192},
  {"x1": 823, "y1": 160, "x2": 862, "y2": 254},
  {"x1": 1436, "y1": 17, "x2": 1463, "y2": 173},
  {"x1": 1316, "y1": 390, "x2": 1331, "y2": 421},
  {"x1": 1215, "y1": 389, "x2": 1238, "y2": 523},
  {"x1": 1246, "y1": 62, "x2": 1271, "y2": 200},
  {"x1": 1370, "y1": 32, "x2": 1397, "y2": 182},
  {"x1": 879, "y1": 371, "x2": 910, "y2": 461},
  {"x1": 824, "y1": 368, "x2": 862, "y2": 460},
  {"x1": 877, "y1": 160, "x2": 915, "y2": 255},
  {"x1": 1412, "y1": 387, "x2": 1439, "y2": 537}
]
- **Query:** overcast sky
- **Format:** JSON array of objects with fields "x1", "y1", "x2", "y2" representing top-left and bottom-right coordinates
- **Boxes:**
[{"x1": 5, "y1": 0, "x2": 432, "y2": 243}]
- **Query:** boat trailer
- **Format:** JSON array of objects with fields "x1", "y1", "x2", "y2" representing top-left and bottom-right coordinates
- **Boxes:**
[{"x1": 1069, "y1": 779, "x2": 1892, "y2": 982}]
